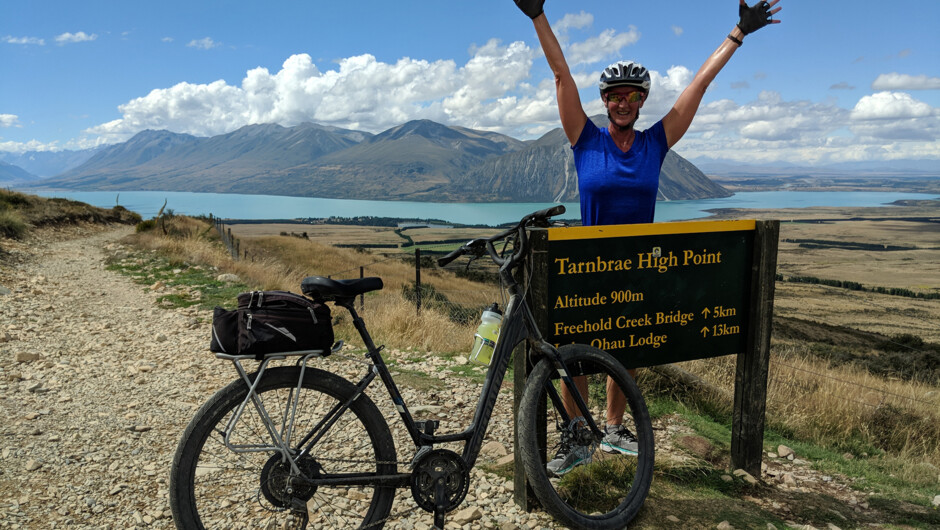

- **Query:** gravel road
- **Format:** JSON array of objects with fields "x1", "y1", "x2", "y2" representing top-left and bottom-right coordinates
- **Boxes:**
[{"x1": 0, "y1": 226, "x2": 558, "y2": 529}]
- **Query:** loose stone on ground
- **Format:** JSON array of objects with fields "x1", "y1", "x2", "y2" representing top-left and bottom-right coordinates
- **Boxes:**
[{"x1": 0, "y1": 225, "x2": 557, "y2": 529}]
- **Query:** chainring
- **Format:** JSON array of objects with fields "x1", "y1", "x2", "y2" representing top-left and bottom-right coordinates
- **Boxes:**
[{"x1": 409, "y1": 449, "x2": 470, "y2": 513}]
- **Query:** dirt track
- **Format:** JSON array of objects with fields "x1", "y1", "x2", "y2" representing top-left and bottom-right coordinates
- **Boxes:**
[{"x1": 0, "y1": 225, "x2": 549, "y2": 529}]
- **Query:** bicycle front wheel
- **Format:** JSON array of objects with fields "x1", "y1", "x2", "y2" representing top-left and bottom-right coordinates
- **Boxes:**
[
  {"x1": 170, "y1": 366, "x2": 397, "y2": 529},
  {"x1": 518, "y1": 344, "x2": 654, "y2": 530}
]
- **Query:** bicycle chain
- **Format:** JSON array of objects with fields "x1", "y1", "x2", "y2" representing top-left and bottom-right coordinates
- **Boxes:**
[
  {"x1": 301, "y1": 453, "x2": 435, "y2": 529},
  {"x1": 311, "y1": 455, "x2": 410, "y2": 466}
]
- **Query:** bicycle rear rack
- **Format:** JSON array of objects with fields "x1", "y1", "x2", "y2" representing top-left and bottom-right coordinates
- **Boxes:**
[{"x1": 214, "y1": 342, "x2": 343, "y2": 459}]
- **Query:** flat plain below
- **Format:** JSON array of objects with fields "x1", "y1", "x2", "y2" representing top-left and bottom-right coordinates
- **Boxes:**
[{"x1": 707, "y1": 201, "x2": 939, "y2": 342}]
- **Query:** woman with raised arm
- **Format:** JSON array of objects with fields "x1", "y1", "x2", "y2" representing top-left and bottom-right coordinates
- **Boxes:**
[{"x1": 512, "y1": 0, "x2": 782, "y2": 476}]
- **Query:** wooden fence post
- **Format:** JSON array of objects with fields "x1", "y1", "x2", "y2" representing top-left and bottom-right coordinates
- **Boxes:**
[{"x1": 731, "y1": 220, "x2": 779, "y2": 477}]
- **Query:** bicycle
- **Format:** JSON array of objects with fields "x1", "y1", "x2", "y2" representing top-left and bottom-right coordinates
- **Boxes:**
[{"x1": 169, "y1": 205, "x2": 655, "y2": 529}]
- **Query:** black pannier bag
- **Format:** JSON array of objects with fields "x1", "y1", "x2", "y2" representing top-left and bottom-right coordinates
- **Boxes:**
[{"x1": 209, "y1": 290, "x2": 333, "y2": 359}]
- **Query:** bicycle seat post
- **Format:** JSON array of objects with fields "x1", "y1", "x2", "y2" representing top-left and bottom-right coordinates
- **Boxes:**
[{"x1": 334, "y1": 297, "x2": 382, "y2": 355}]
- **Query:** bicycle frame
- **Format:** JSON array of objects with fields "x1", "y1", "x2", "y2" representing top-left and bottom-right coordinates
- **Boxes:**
[
  {"x1": 221, "y1": 216, "x2": 606, "y2": 491},
  {"x1": 322, "y1": 228, "x2": 603, "y2": 477}
]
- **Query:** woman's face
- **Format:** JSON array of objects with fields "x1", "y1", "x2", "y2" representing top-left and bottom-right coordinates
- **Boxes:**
[{"x1": 604, "y1": 88, "x2": 646, "y2": 130}]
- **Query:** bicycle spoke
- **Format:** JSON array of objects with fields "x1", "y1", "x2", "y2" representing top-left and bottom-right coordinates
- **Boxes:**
[
  {"x1": 171, "y1": 367, "x2": 396, "y2": 529},
  {"x1": 519, "y1": 344, "x2": 654, "y2": 529}
]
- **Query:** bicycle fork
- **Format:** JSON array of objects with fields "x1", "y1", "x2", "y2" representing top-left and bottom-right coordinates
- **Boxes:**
[{"x1": 527, "y1": 337, "x2": 605, "y2": 443}]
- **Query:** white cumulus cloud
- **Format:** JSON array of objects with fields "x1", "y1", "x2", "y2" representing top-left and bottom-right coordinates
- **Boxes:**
[
  {"x1": 0, "y1": 114, "x2": 20, "y2": 127},
  {"x1": 872, "y1": 73, "x2": 940, "y2": 91},
  {"x1": 55, "y1": 31, "x2": 98, "y2": 44},
  {"x1": 85, "y1": 41, "x2": 541, "y2": 141},
  {"x1": 849, "y1": 92, "x2": 939, "y2": 142},
  {"x1": 851, "y1": 91, "x2": 934, "y2": 120},
  {"x1": 0, "y1": 139, "x2": 62, "y2": 153}
]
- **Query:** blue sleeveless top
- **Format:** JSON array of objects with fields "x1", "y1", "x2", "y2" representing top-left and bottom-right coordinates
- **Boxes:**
[{"x1": 572, "y1": 120, "x2": 668, "y2": 226}]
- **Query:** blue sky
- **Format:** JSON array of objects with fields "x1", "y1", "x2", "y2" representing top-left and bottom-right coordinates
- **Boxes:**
[{"x1": 2, "y1": 0, "x2": 939, "y2": 165}]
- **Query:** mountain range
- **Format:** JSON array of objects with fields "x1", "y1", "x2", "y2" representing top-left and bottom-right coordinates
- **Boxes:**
[
  {"x1": 9, "y1": 118, "x2": 730, "y2": 203},
  {"x1": 0, "y1": 149, "x2": 99, "y2": 179},
  {"x1": 0, "y1": 160, "x2": 39, "y2": 183}
]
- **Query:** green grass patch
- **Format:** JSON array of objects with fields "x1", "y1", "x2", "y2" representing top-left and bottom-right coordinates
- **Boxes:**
[
  {"x1": 478, "y1": 460, "x2": 514, "y2": 483},
  {"x1": 642, "y1": 394, "x2": 940, "y2": 528},
  {"x1": 435, "y1": 350, "x2": 488, "y2": 384},
  {"x1": 105, "y1": 249, "x2": 247, "y2": 310},
  {"x1": 378, "y1": 357, "x2": 444, "y2": 392}
]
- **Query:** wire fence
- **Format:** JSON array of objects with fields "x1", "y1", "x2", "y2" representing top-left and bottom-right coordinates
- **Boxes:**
[{"x1": 215, "y1": 217, "x2": 505, "y2": 320}]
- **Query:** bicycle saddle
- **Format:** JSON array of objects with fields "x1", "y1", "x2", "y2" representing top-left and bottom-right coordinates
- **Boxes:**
[{"x1": 301, "y1": 276, "x2": 384, "y2": 300}]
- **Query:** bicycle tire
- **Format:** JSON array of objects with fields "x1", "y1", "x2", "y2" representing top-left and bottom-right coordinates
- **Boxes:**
[
  {"x1": 518, "y1": 344, "x2": 654, "y2": 529},
  {"x1": 170, "y1": 366, "x2": 397, "y2": 529}
]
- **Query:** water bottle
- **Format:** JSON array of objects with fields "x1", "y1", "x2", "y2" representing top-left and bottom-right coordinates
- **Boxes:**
[{"x1": 468, "y1": 303, "x2": 502, "y2": 366}]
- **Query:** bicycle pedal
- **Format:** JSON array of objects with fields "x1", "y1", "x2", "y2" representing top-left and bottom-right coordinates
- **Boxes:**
[{"x1": 415, "y1": 420, "x2": 440, "y2": 435}]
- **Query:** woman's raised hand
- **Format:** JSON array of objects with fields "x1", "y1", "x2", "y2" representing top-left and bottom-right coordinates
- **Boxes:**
[{"x1": 737, "y1": 0, "x2": 782, "y2": 35}]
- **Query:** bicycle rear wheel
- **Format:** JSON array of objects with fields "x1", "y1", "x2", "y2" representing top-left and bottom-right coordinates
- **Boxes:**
[
  {"x1": 170, "y1": 366, "x2": 397, "y2": 529},
  {"x1": 518, "y1": 344, "x2": 654, "y2": 530}
]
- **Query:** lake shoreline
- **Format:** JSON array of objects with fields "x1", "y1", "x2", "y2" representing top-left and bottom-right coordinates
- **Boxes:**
[
  {"x1": 218, "y1": 198, "x2": 940, "y2": 228},
  {"x1": 19, "y1": 188, "x2": 939, "y2": 226}
]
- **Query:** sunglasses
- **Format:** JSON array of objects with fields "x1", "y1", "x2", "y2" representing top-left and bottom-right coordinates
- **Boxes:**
[{"x1": 606, "y1": 92, "x2": 644, "y2": 104}]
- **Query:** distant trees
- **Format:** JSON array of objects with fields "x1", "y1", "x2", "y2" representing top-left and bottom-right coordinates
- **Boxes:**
[{"x1": 776, "y1": 274, "x2": 939, "y2": 300}]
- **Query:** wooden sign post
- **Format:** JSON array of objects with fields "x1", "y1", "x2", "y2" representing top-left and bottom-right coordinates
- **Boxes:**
[{"x1": 514, "y1": 219, "x2": 778, "y2": 508}]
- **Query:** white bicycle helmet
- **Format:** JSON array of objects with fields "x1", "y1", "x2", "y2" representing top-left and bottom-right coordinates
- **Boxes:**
[{"x1": 599, "y1": 61, "x2": 651, "y2": 96}]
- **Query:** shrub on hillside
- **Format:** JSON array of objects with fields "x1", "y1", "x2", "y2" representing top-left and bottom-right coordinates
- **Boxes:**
[
  {"x1": 0, "y1": 209, "x2": 28, "y2": 239},
  {"x1": 0, "y1": 189, "x2": 141, "y2": 229},
  {"x1": 136, "y1": 219, "x2": 157, "y2": 233}
]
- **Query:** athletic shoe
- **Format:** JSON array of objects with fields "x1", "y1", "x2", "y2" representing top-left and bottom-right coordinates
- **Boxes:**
[
  {"x1": 601, "y1": 424, "x2": 639, "y2": 455},
  {"x1": 545, "y1": 442, "x2": 592, "y2": 476}
]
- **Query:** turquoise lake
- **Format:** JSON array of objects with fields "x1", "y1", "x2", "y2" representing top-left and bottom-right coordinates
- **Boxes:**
[{"x1": 22, "y1": 189, "x2": 938, "y2": 226}]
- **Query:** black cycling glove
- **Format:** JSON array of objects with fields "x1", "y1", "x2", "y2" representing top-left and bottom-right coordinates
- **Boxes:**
[
  {"x1": 514, "y1": 0, "x2": 545, "y2": 19},
  {"x1": 737, "y1": 1, "x2": 773, "y2": 35}
]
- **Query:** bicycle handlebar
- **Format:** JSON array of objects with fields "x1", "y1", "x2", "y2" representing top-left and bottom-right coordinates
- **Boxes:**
[
  {"x1": 435, "y1": 205, "x2": 566, "y2": 268},
  {"x1": 436, "y1": 238, "x2": 486, "y2": 267}
]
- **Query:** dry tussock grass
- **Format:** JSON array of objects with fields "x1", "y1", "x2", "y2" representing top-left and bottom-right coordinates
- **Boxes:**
[
  {"x1": 237, "y1": 235, "x2": 493, "y2": 353},
  {"x1": 348, "y1": 292, "x2": 474, "y2": 354},
  {"x1": 675, "y1": 344, "x2": 940, "y2": 468},
  {"x1": 134, "y1": 216, "x2": 482, "y2": 353}
]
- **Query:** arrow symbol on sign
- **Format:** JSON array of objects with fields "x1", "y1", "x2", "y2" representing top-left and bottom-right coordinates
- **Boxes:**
[
  {"x1": 700, "y1": 326, "x2": 710, "y2": 338},
  {"x1": 701, "y1": 307, "x2": 711, "y2": 319}
]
